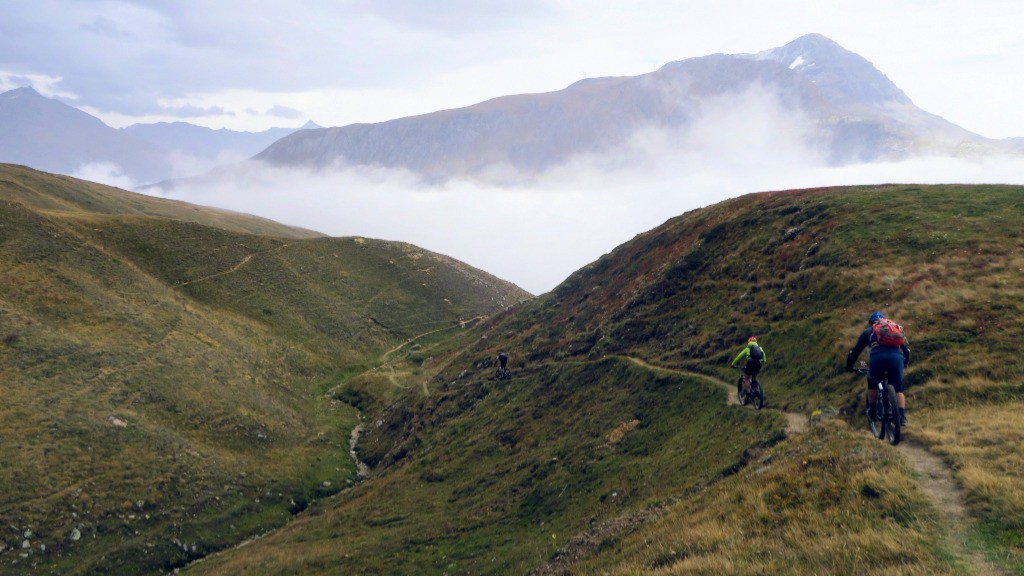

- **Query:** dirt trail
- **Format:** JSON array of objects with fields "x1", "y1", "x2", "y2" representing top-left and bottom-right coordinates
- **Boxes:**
[
  {"x1": 379, "y1": 315, "x2": 486, "y2": 362},
  {"x1": 601, "y1": 356, "x2": 1002, "y2": 576},
  {"x1": 618, "y1": 356, "x2": 808, "y2": 435},
  {"x1": 177, "y1": 243, "x2": 289, "y2": 287},
  {"x1": 896, "y1": 442, "x2": 1006, "y2": 575}
]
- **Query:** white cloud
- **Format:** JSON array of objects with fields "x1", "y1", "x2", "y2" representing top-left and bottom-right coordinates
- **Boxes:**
[
  {"x1": 145, "y1": 89, "x2": 1024, "y2": 294},
  {"x1": 0, "y1": 71, "x2": 77, "y2": 99},
  {"x1": 71, "y1": 162, "x2": 137, "y2": 190},
  {"x1": 8, "y1": 1, "x2": 1024, "y2": 136}
]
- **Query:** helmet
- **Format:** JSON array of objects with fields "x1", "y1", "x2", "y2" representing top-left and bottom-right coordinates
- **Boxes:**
[
  {"x1": 748, "y1": 336, "x2": 757, "y2": 343},
  {"x1": 868, "y1": 312, "x2": 885, "y2": 324}
]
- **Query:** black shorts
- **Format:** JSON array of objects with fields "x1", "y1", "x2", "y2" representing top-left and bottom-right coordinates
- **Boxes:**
[
  {"x1": 744, "y1": 359, "x2": 762, "y2": 377},
  {"x1": 868, "y1": 351, "x2": 905, "y2": 393}
]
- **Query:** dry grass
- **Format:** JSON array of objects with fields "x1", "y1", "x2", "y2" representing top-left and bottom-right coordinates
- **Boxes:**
[
  {"x1": 915, "y1": 402, "x2": 1024, "y2": 568},
  {"x1": 579, "y1": 421, "x2": 964, "y2": 576}
]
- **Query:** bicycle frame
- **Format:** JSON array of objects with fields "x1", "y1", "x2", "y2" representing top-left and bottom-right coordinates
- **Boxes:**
[{"x1": 855, "y1": 367, "x2": 900, "y2": 444}]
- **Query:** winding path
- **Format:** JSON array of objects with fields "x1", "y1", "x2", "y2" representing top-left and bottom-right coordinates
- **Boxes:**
[
  {"x1": 537, "y1": 356, "x2": 1006, "y2": 576},
  {"x1": 177, "y1": 243, "x2": 289, "y2": 287},
  {"x1": 616, "y1": 356, "x2": 808, "y2": 434}
]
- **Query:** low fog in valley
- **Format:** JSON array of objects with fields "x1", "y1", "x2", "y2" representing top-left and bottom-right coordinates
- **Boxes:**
[{"x1": 131, "y1": 89, "x2": 1024, "y2": 294}]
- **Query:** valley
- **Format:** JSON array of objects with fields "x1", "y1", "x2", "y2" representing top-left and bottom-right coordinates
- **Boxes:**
[
  {"x1": 2, "y1": 166, "x2": 1022, "y2": 575},
  {"x1": 5, "y1": 6, "x2": 1024, "y2": 575},
  {"x1": 182, "y1": 183, "x2": 1023, "y2": 575}
]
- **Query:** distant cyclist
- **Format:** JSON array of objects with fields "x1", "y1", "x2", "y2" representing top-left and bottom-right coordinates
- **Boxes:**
[
  {"x1": 845, "y1": 312, "x2": 911, "y2": 425},
  {"x1": 498, "y1": 351, "x2": 508, "y2": 371},
  {"x1": 730, "y1": 337, "x2": 766, "y2": 396}
]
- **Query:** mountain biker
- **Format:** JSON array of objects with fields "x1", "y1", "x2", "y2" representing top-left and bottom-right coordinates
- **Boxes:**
[
  {"x1": 498, "y1": 351, "x2": 508, "y2": 371},
  {"x1": 845, "y1": 312, "x2": 911, "y2": 426},
  {"x1": 730, "y1": 337, "x2": 766, "y2": 395}
]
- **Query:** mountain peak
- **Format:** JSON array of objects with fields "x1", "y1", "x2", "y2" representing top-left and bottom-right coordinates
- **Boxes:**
[
  {"x1": 1, "y1": 86, "x2": 44, "y2": 100},
  {"x1": 787, "y1": 33, "x2": 844, "y2": 50},
  {"x1": 751, "y1": 33, "x2": 912, "y2": 107},
  {"x1": 299, "y1": 120, "x2": 321, "y2": 130}
]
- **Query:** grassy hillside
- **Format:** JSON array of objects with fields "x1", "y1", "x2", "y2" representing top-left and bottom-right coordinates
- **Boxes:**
[
  {"x1": 499, "y1": 183, "x2": 1024, "y2": 572},
  {"x1": 185, "y1": 184, "x2": 1024, "y2": 575},
  {"x1": 183, "y1": 358, "x2": 783, "y2": 575},
  {"x1": 0, "y1": 163, "x2": 323, "y2": 239},
  {"x1": 0, "y1": 168, "x2": 529, "y2": 574}
]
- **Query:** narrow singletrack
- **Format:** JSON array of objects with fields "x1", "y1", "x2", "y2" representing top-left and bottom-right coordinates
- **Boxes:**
[
  {"x1": 590, "y1": 356, "x2": 1005, "y2": 576},
  {"x1": 617, "y1": 356, "x2": 807, "y2": 434},
  {"x1": 379, "y1": 315, "x2": 486, "y2": 362},
  {"x1": 322, "y1": 315, "x2": 490, "y2": 399},
  {"x1": 177, "y1": 243, "x2": 289, "y2": 287},
  {"x1": 896, "y1": 443, "x2": 1007, "y2": 575}
]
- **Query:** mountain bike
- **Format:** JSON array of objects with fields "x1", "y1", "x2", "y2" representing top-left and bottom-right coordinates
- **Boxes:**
[
  {"x1": 494, "y1": 367, "x2": 512, "y2": 381},
  {"x1": 735, "y1": 368, "x2": 765, "y2": 410},
  {"x1": 854, "y1": 367, "x2": 900, "y2": 445}
]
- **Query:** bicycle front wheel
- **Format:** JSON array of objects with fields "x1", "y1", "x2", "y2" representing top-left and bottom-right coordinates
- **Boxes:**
[{"x1": 753, "y1": 384, "x2": 764, "y2": 410}]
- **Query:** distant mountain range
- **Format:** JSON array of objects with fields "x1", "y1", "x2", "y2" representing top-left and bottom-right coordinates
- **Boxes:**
[
  {"x1": 254, "y1": 34, "x2": 1019, "y2": 180},
  {"x1": 122, "y1": 119, "x2": 320, "y2": 169},
  {"x1": 4, "y1": 33, "x2": 1023, "y2": 191},
  {"x1": 0, "y1": 87, "x2": 172, "y2": 184},
  {"x1": 0, "y1": 87, "x2": 316, "y2": 185}
]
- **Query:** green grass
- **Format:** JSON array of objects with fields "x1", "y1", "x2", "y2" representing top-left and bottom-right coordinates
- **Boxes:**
[
  {"x1": 480, "y1": 183, "x2": 1024, "y2": 572},
  {"x1": 189, "y1": 358, "x2": 785, "y2": 575},
  {"x1": 0, "y1": 167, "x2": 529, "y2": 574},
  {"x1": 194, "y1": 184, "x2": 1024, "y2": 575},
  {"x1": 5, "y1": 171, "x2": 1024, "y2": 574}
]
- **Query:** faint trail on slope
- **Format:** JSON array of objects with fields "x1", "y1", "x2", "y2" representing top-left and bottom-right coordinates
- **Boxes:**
[
  {"x1": 324, "y1": 316, "x2": 489, "y2": 402},
  {"x1": 177, "y1": 243, "x2": 289, "y2": 287},
  {"x1": 379, "y1": 315, "x2": 486, "y2": 362}
]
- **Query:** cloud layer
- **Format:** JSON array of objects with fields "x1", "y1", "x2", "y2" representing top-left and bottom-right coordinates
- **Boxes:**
[
  {"x1": 148, "y1": 91, "x2": 1024, "y2": 294},
  {"x1": 4, "y1": 2, "x2": 1024, "y2": 136}
]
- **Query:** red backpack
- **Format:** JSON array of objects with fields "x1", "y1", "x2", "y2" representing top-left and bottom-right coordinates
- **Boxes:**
[{"x1": 873, "y1": 318, "x2": 905, "y2": 347}]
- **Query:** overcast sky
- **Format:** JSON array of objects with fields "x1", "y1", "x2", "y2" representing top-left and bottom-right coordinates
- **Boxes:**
[
  {"x1": 6, "y1": 1, "x2": 1024, "y2": 293},
  {"x1": 3, "y1": 0, "x2": 1024, "y2": 139}
]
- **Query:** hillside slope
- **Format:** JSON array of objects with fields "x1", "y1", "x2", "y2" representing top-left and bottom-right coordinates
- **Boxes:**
[
  {"x1": 0, "y1": 164, "x2": 323, "y2": 239},
  {"x1": 0, "y1": 168, "x2": 529, "y2": 574},
  {"x1": 185, "y1": 184, "x2": 1023, "y2": 575}
]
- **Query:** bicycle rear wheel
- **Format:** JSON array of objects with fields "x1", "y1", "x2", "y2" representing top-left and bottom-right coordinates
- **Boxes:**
[
  {"x1": 871, "y1": 398, "x2": 885, "y2": 440},
  {"x1": 884, "y1": 384, "x2": 901, "y2": 445}
]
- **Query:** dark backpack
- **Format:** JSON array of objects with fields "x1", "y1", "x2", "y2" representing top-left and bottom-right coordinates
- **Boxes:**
[
  {"x1": 873, "y1": 319, "x2": 905, "y2": 347},
  {"x1": 748, "y1": 344, "x2": 764, "y2": 362}
]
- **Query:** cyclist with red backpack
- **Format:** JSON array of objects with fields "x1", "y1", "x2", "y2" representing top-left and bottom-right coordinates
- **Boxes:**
[
  {"x1": 845, "y1": 312, "x2": 912, "y2": 425},
  {"x1": 731, "y1": 337, "x2": 766, "y2": 396}
]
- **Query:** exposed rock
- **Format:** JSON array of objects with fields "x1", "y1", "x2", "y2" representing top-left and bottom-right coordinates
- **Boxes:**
[{"x1": 107, "y1": 416, "x2": 128, "y2": 428}]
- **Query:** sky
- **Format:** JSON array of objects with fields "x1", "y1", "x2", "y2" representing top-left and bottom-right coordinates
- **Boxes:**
[
  {"x1": 4, "y1": 0, "x2": 1024, "y2": 138},
  {"x1": 4, "y1": 1, "x2": 1024, "y2": 293}
]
